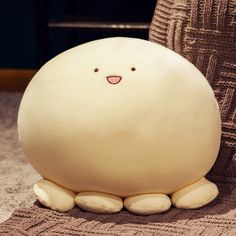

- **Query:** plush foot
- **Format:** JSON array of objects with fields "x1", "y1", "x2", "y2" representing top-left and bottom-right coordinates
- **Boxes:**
[
  {"x1": 34, "y1": 179, "x2": 76, "y2": 212},
  {"x1": 124, "y1": 193, "x2": 171, "y2": 215},
  {"x1": 171, "y1": 177, "x2": 219, "y2": 209},
  {"x1": 75, "y1": 192, "x2": 123, "y2": 213}
]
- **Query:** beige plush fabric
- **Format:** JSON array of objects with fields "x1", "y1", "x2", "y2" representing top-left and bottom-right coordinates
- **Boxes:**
[
  {"x1": 0, "y1": 0, "x2": 236, "y2": 234},
  {"x1": 0, "y1": 182, "x2": 236, "y2": 235},
  {"x1": 0, "y1": 93, "x2": 235, "y2": 235},
  {"x1": 149, "y1": 0, "x2": 236, "y2": 182}
]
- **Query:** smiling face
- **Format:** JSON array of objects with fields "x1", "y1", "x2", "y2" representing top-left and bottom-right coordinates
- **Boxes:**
[
  {"x1": 18, "y1": 37, "x2": 221, "y2": 196},
  {"x1": 23, "y1": 38, "x2": 178, "y2": 131},
  {"x1": 28, "y1": 38, "x2": 178, "y2": 117},
  {"x1": 95, "y1": 66, "x2": 136, "y2": 84},
  {"x1": 40, "y1": 37, "x2": 172, "y2": 90}
]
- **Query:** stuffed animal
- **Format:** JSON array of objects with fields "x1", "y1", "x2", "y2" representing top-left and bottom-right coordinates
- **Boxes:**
[{"x1": 18, "y1": 37, "x2": 221, "y2": 215}]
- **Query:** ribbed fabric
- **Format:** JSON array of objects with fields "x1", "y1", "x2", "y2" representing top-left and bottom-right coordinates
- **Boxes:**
[
  {"x1": 149, "y1": 0, "x2": 236, "y2": 182},
  {"x1": 0, "y1": 93, "x2": 235, "y2": 236},
  {"x1": 0, "y1": 181, "x2": 235, "y2": 235}
]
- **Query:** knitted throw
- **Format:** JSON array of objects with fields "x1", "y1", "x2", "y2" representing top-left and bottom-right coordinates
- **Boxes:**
[{"x1": 149, "y1": 0, "x2": 236, "y2": 182}]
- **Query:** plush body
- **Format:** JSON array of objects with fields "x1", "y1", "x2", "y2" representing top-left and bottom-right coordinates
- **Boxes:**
[{"x1": 18, "y1": 37, "x2": 221, "y2": 215}]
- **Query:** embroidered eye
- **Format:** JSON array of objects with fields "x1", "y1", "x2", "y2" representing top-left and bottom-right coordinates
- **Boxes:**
[
  {"x1": 131, "y1": 67, "x2": 136, "y2": 71},
  {"x1": 94, "y1": 68, "x2": 99, "y2": 72}
]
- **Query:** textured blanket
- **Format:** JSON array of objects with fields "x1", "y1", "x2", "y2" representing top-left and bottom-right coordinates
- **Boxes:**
[
  {"x1": 149, "y1": 0, "x2": 236, "y2": 181},
  {"x1": 0, "y1": 181, "x2": 236, "y2": 236},
  {"x1": 0, "y1": 92, "x2": 235, "y2": 236}
]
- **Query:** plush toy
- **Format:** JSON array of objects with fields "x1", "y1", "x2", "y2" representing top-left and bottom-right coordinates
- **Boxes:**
[{"x1": 18, "y1": 37, "x2": 221, "y2": 215}]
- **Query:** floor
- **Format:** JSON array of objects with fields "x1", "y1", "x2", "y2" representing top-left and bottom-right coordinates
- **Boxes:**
[
  {"x1": 0, "y1": 92, "x2": 236, "y2": 235},
  {"x1": 0, "y1": 92, "x2": 40, "y2": 223}
]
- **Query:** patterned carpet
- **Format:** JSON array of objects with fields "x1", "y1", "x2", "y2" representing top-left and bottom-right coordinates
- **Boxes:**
[
  {"x1": 0, "y1": 92, "x2": 40, "y2": 223},
  {"x1": 0, "y1": 92, "x2": 235, "y2": 235},
  {"x1": 0, "y1": 182, "x2": 236, "y2": 235}
]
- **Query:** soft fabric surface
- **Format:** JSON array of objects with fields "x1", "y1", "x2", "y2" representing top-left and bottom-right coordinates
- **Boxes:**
[
  {"x1": 0, "y1": 92, "x2": 40, "y2": 223},
  {"x1": 0, "y1": 183, "x2": 236, "y2": 235},
  {"x1": 0, "y1": 93, "x2": 235, "y2": 235},
  {"x1": 149, "y1": 0, "x2": 236, "y2": 181},
  {"x1": 1, "y1": 1, "x2": 236, "y2": 233},
  {"x1": 18, "y1": 37, "x2": 222, "y2": 214}
]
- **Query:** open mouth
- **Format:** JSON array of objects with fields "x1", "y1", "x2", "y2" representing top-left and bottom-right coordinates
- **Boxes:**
[{"x1": 106, "y1": 76, "x2": 122, "y2": 84}]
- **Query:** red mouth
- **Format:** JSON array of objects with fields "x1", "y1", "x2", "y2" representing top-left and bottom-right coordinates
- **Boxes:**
[{"x1": 106, "y1": 76, "x2": 122, "y2": 84}]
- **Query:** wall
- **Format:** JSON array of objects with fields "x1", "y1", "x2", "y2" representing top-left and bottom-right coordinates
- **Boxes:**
[
  {"x1": 0, "y1": 1, "x2": 37, "y2": 68},
  {"x1": 0, "y1": 0, "x2": 156, "y2": 69}
]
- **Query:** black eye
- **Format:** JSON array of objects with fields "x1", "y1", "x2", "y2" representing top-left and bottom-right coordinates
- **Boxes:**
[
  {"x1": 131, "y1": 67, "x2": 136, "y2": 71},
  {"x1": 94, "y1": 68, "x2": 99, "y2": 72}
]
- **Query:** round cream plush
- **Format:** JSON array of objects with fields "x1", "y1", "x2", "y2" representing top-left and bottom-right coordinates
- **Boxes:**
[{"x1": 18, "y1": 37, "x2": 221, "y2": 215}]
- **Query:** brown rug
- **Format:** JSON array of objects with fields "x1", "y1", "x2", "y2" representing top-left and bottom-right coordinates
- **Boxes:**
[
  {"x1": 0, "y1": 181, "x2": 236, "y2": 236},
  {"x1": 0, "y1": 92, "x2": 235, "y2": 235},
  {"x1": 0, "y1": 92, "x2": 40, "y2": 223}
]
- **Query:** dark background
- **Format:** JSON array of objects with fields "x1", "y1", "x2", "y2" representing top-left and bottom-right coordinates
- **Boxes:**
[{"x1": 0, "y1": 0, "x2": 156, "y2": 69}]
